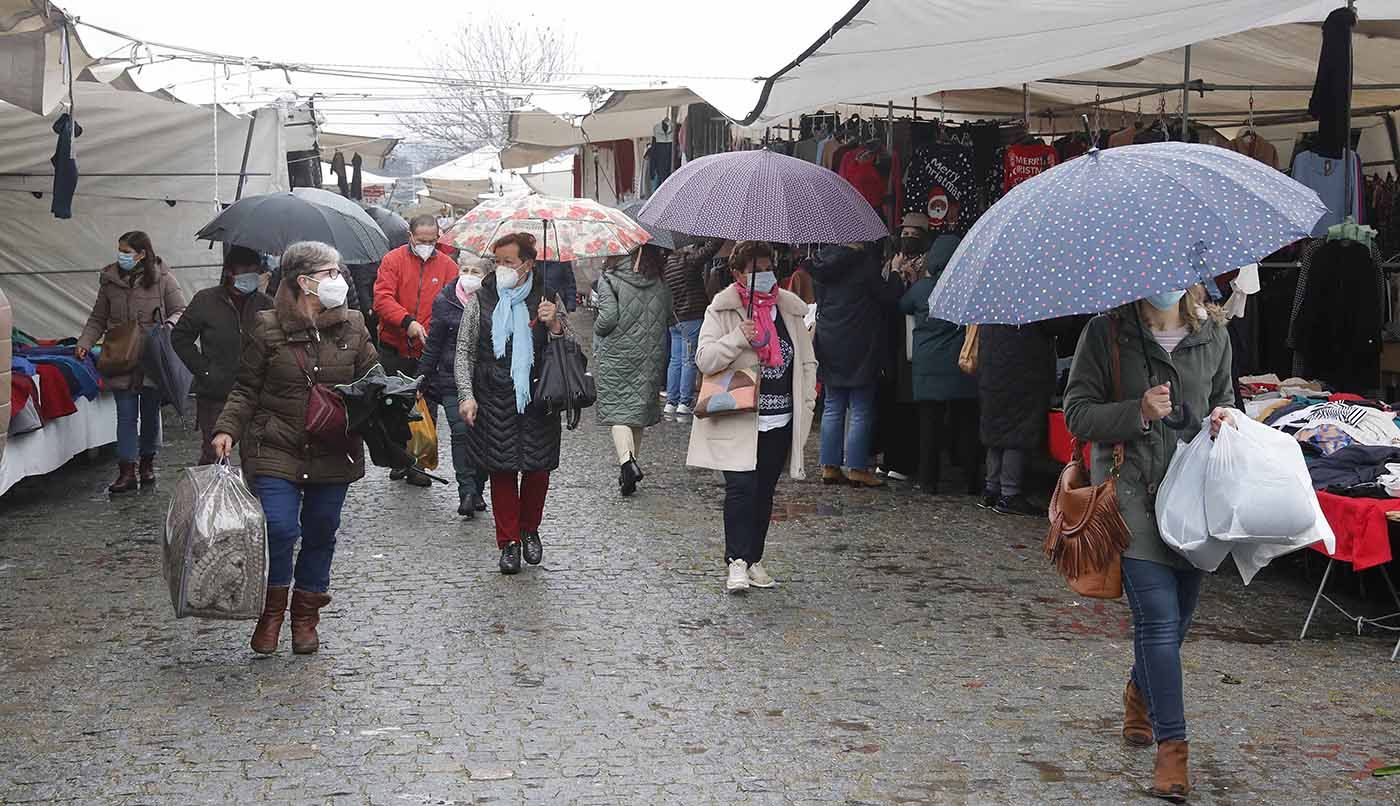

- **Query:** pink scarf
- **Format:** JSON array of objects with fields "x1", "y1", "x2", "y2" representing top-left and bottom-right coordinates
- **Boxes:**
[{"x1": 736, "y1": 284, "x2": 782, "y2": 368}]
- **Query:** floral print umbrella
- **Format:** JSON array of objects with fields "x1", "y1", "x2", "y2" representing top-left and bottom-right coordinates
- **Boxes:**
[{"x1": 449, "y1": 195, "x2": 651, "y2": 261}]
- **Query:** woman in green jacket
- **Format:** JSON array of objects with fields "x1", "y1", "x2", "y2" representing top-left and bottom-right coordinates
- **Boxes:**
[{"x1": 1062, "y1": 287, "x2": 1234, "y2": 802}]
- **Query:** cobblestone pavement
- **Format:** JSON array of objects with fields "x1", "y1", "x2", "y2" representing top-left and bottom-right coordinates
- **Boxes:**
[{"x1": 4, "y1": 315, "x2": 1400, "y2": 805}]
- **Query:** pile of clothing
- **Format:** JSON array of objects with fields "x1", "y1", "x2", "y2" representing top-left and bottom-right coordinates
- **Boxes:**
[
  {"x1": 1241, "y1": 373, "x2": 1400, "y2": 499},
  {"x1": 9, "y1": 335, "x2": 102, "y2": 436}
]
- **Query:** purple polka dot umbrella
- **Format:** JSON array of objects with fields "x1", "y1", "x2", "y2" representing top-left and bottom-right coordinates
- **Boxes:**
[
  {"x1": 637, "y1": 149, "x2": 890, "y2": 245},
  {"x1": 927, "y1": 142, "x2": 1328, "y2": 325}
]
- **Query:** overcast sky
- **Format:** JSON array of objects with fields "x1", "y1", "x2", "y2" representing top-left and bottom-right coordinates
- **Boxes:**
[{"x1": 60, "y1": 0, "x2": 852, "y2": 134}]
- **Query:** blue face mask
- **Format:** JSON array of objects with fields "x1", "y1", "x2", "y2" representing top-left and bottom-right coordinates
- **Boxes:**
[
  {"x1": 116, "y1": 252, "x2": 138, "y2": 271},
  {"x1": 232, "y1": 273, "x2": 261, "y2": 294},
  {"x1": 750, "y1": 271, "x2": 778, "y2": 294},
  {"x1": 1145, "y1": 290, "x2": 1186, "y2": 311}
]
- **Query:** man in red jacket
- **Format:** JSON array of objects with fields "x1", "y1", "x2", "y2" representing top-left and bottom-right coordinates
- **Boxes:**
[{"x1": 373, "y1": 214, "x2": 459, "y2": 486}]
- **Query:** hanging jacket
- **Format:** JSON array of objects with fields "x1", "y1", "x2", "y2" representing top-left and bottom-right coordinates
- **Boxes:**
[
  {"x1": 1289, "y1": 238, "x2": 1384, "y2": 392},
  {"x1": 809, "y1": 244, "x2": 898, "y2": 388},
  {"x1": 1063, "y1": 311, "x2": 1234, "y2": 570},
  {"x1": 372, "y1": 243, "x2": 458, "y2": 356},
  {"x1": 77, "y1": 259, "x2": 188, "y2": 391},
  {"x1": 1309, "y1": 7, "x2": 1358, "y2": 159},
  {"x1": 452, "y1": 273, "x2": 565, "y2": 473},
  {"x1": 663, "y1": 240, "x2": 723, "y2": 323},
  {"x1": 415, "y1": 278, "x2": 468, "y2": 402},
  {"x1": 171, "y1": 285, "x2": 274, "y2": 401},
  {"x1": 213, "y1": 284, "x2": 380, "y2": 485},
  {"x1": 594, "y1": 269, "x2": 672, "y2": 428}
]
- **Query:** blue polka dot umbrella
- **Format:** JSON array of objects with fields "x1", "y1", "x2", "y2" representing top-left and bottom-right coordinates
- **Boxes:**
[
  {"x1": 637, "y1": 149, "x2": 889, "y2": 244},
  {"x1": 928, "y1": 142, "x2": 1328, "y2": 325}
]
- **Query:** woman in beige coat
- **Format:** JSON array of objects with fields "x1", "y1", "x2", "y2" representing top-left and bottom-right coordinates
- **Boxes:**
[
  {"x1": 686, "y1": 241, "x2": 817, "y2": 593},
  {"x1": 76, "y1": 231, "x2": 187, "y2": 493}
]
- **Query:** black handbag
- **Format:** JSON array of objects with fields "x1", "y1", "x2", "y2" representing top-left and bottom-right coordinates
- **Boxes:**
[{"x1": 533, "y1": 335, "x2": 595, "y2": 430}]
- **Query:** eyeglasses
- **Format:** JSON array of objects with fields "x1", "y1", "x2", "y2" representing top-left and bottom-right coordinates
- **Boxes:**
[{"x1": 309, "y1": 265, "x2": 341, "y2": 279}]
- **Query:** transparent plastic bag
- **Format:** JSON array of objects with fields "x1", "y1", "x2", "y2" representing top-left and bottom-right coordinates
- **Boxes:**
[
  {"x1": 162, "y1": 462, "x2": 268, "y2": 619},
  {"x1": 1204, "y1": 413, "x2": 1318, "y2": 544},
  {"x1": 1156, "y1": 432, "x2": 1232, "y2": 572}
]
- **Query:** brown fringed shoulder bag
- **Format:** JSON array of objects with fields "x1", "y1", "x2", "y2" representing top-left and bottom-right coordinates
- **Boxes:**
[{"x1": 1045, "y1": 317, "x2": 1132, "y2": 600}]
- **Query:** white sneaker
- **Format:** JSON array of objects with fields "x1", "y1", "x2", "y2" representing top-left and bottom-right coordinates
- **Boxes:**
[
  {"x1": 664, "y1": 403, "x2": 677, "y2": 417},
  {"x1": 886, "y1": 470, "x2": 910, "y2": 482},
  {"x1": 675, "y1": 403, "x2": 693, "y2": 417},
  {"x1": 747, "y1": 561, "x2": 776, "y2": 588},
  {"x1": 726, "y1": 559, "x2": 750, "y2": 592}
]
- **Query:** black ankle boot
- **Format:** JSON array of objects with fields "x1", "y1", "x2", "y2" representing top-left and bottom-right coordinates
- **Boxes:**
[{"x1": 619, "y1": 458, "x2": 643, "y2": 497}]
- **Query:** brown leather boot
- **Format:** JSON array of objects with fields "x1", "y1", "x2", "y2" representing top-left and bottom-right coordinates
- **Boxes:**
[
  {"x1": 821, "y1": 466, "x2": 847, "y2": 485},
  {"x1": 1149, "y1": 740, "x2": 1190, "y2": 802},
  {"x1": 290, "y1": 589, "x2": 332, "y2": 655},
  {"x1": 108, "y1": 462, "x2": 139, "y2": 494},
  {"x1": 138, "y1": 455, "x2": 157, "y2": 486},
  {"x1": 847, "y1": 469, "x2": 886, "y2": 488},
  {"x1": 1123, "y1": 680, "x2": 1154, "y2": 747},
  {"x1": 249, "y1": 585, "x2": 290, "y2": 655}
]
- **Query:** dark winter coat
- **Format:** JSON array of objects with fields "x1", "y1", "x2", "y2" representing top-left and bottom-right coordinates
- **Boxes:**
[
  {"x1": 415, "y1": 278, "x2": 469, "y2": 402},
  {"x1": 594, "y1": 269, "x2": 672, "y2": 427},
  {"x1": 809, "y1": 244, "x2": 899, "y2": 388},
  {"x1": 977, "y1": 323, "x2": 1056, "y2": 448},
  {"x1": 663, "y1": 239, "x2": 723, "y2": 323},
  {"x1": 171, "y1": 285, "x2": 274, "y2": 402},
  {"x1": 77, "y1": 259, "x2": 188, "y2": 391},
  {"x1": 213, "y1": 284, "x2": 380, "y2": 485},
  {"x1": 899, "y1": 276, "x2": 976, "y2": 401},
  {"x1": 452, "y1": 272, "x2": 565, "y2": 473},
  {"x1": 537, "y1": 261, "x2": 579, "y2": 312}
]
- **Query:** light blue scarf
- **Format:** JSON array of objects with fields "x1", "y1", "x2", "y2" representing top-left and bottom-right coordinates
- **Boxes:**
[{"x1": 492, "y1": 271, "x2": 535, "y2": 413}]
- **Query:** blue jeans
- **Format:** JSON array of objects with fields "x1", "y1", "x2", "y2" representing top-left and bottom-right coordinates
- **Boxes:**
[
  {"x1": 819, "y1": 384, "x2": 878, "y2": 469},
  {"x1": 1121, "y1": 558, "x2": 1204, "y2": 742},
  {"x1": 666, "y1": 319, "x2": 702, "y2": 405},
  {"x1": 253, "y1": 476, "x2": 349, "y2": 593},
  {"x1": 437, "y1": 393, "x2": 489, "y2": 498},
  {"x1": 113, "y1": 388, "x2": 161, "y2": 462}
]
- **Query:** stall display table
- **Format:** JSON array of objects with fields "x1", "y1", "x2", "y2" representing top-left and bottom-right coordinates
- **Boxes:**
[{"x1": 0, "y1": 393, "x2": 116, "y2": 496}]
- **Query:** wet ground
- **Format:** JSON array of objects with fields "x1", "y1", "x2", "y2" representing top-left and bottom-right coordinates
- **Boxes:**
[{"x1": 3, "y1": 313, "x2": 1400, "y2": 805}]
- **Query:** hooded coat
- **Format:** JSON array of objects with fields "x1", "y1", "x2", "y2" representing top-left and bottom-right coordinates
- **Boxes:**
[
  {"x1": 452, "y1": 272, "x2": 565, "y2": 473},
  {"x1": 78, "y1": 259, "x2": 188, "y2": 391},
  {"x1": 594, "y1": 268, "x2": 673, "y2": 428},
  {"x1": 1063, "y1": 310, "x2": 1233, "y2": 569},
  {"x1": 809, "y1": 244, "x2": 899, "y2": 388},
  {"x1": 977, "y1": 323, "x2": 1057, "y2": 449},
  {"x1": 213, "y1": 283, "x2": 380, "y2": 484}
]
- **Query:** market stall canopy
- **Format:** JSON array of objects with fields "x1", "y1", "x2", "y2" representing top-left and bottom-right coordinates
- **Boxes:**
[
  {"x1": 502, "y1": 88, "x2": 707, "y2": 170},
  {"x1": 0, "y1": 0, "x2": 94, "y2": 115},
  {"x1": 736, "y1": 0, "x2": 1400, "y2": 125},
  {"x1": 318, "y1": 131, "x2": 399, "y2": 171},
  {"x1": 319, "y1": 162, "x2": 397, "y2": 189},
  {"x1": 417, "y1": 147, "x2": 530, "y2": 210}
]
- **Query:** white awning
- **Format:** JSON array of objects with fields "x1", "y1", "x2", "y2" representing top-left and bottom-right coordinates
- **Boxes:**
[
  {"x1": 737, "y1": 0, "x2": 1400, "y2": 125},
  {"x1": 318, "y1": 131, "x2": 399, "y2": 171}
]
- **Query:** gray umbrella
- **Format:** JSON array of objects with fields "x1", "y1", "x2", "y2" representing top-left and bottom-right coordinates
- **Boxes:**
[
  {"x1": 363, "y1": 205, "x2": 410, "y2": 249},
  {"x1": 195, "y1": 187, "x2": 391, "y2": 264},
  {"x1": 620, "y1": 199, "x2": 684, "y2": 252}
]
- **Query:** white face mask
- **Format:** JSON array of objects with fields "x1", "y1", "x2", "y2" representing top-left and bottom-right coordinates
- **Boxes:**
[
  {"x1": 495, "y1": 266, "x2": 521, "y2": 290},
  {"x1": 412, "y1": 243, "x2": 435, "y2": 260},
  {"x1": 459, "y1": 274, "x2": 483, "y2": 293},
  {"x1": 307, "y1": 274, "x2": 349, "y2": 308}
]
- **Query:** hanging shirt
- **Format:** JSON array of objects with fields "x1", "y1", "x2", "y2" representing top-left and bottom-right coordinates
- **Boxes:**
[
  {"x1": 904, "y1": 142, "x2": 974, "y2": 227},
  {"x1": 839, "y1": 147, "x2": 889, "y2": 211},
  {"x1": 758, "y1": 308, "x2": 795, "y2": 433},
  {"x1": 1292, "y1": 150, "x2": 1365, "y2": 235},
  {"x1": 1002, "y1": 143, "x2": 1058, "y2": 192}
]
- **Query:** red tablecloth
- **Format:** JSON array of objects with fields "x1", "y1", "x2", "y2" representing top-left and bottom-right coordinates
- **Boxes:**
[
  {"x1": 1049, "y1": 411, "x2": 1395, "y2": 572},
  {"x1": 1312, "y1": 492, "x2": 1400, "y2": 571}
]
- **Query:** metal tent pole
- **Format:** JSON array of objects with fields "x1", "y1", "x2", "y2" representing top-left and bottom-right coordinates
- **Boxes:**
[
  {"x1": 1181, "y1": 45, "x2": 1192, "y2": 141},
  {"x1": 1343, "y1": 0, "x2": 1357, "y2": 220}
]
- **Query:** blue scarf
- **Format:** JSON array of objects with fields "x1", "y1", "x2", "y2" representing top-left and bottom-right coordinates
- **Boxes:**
[{"x1": 491, "y1": 272, "x2": 535, "y2": 413}]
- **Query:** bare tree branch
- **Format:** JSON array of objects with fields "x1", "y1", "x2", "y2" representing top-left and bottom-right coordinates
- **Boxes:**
[{"x1": 402, "y1": 17, "x2": 577, "y2": 152}]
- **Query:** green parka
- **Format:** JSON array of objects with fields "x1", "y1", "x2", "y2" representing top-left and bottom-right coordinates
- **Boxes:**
[
  {"x1": 1063, "y1": 310, "x2": 1234, "y2": 569},
  {"x1": 593, "y1": 268, "x2": 673, "y2": 428}
]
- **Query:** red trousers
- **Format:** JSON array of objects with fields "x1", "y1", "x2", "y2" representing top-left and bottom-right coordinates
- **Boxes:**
[{"x1": 490, "y1": 471, "x2": 550, "y2": 548}]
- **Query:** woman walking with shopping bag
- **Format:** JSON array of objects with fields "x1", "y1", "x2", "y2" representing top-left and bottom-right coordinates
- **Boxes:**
[
  {"x1": 594, "y1": 244, "x2": 673, "y2": 496},
  {"x1": 687, "y1": 241, "x2": 817, "y2": 593},
  {"x1": 211, "y1": 241, "x2": 379, "y2": 655},
  {"x1": 1063, "y1": 288, "x2": 1235, "y2": 801}
]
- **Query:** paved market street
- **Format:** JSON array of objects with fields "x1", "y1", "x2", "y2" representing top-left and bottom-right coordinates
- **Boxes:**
[{"x1": 3, "y1": 318, "x2": 1400, "y2": 806}]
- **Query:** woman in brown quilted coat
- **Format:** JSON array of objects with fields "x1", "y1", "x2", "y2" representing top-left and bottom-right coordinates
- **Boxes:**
[{"x1": 212, "y1": 241, "x2": 378, "y2": 656}]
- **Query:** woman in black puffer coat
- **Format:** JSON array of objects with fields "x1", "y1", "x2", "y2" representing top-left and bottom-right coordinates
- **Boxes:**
[
  {"x1": 976, "y1": 323, "x2": 1057, "y2": 516},
  {"x1": 453, "y1": 232, "x2": 570, "y2": 576}
]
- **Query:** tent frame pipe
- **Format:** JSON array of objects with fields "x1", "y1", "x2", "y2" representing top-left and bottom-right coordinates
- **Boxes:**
[
  {"x1": 1343, "y1": 0, "x2": 1357, "y2": 221},
  {"x1": 233, "y1": 116, "x2": 258, "y2": 202},
  {"x1": 1181, "y1": 45, "x2": 1192, "y2": 141},
  {"x1": 1385, "y1": 112, "x2": 1400, "y2": 176},
  {"x1": 1038, "y1": 77, "x2": 1400, "y2": 92}
]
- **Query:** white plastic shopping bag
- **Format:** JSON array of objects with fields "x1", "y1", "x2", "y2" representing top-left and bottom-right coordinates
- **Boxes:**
[
  {"x1": 1155, "y1": 432, "x2": 1232, "y2": 572},
  {"x1": 1204, "y1": 413, "x2": 1318, "y2": 544}
]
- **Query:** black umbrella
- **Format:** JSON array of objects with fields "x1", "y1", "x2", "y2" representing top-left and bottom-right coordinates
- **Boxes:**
[
  {"x1": 620, "y1": 199, "x2": 685, "y2": 252},
  {"x1": 363, "y1": 205, "x2": 410, "y2": 249},
  {"x1": 334, "y1": 366, "x2": 447, "y2": 482},
  {"x1": 195, "y1": 187, "x2": 391, "y2": 264}
]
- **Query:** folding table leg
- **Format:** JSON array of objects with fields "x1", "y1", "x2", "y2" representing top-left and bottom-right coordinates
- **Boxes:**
[{"x1": 1301, "y1": 558, "x2": 1335, "y2": 641}]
